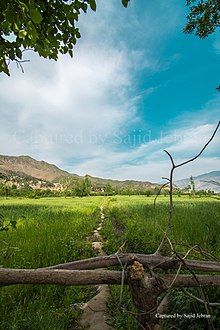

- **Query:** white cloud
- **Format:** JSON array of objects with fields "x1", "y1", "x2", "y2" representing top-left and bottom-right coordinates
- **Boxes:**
[
  {"x1": 165, "y1": 123, "x2": 220, "y2": 157},
  {"x1": 0, "y1": 39, "x2": 139, "y2": 163},
  {"x1": 65, "y1": 119, "x2": 220, "y2": 182},
  {"x1": 0, "y1": 0, "x2": 218, "y2": 183}
]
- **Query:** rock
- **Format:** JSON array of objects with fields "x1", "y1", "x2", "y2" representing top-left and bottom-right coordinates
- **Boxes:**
[
  {"x1": 79, "y1": 285, "x2": 114, "y2": 330},
  {"x1": 92, "y1": 241, "x2": 103, "y2": 251}
]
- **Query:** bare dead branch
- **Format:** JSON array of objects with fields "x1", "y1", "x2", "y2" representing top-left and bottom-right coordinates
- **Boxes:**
[
  {"x1": 164, "y1": 150, "x2": 175, "y2": 167},
  {"x1": 153, "y1": 182, "x2": 169, "y2": 209},
  {"x1": 181, "y1": 288, "x2": 220, "y2": 307},
  {"x1": 175, "y1": 242, "x2": 219, "y2": 262},
  {"x1": 162, "y1": 177, "x2": 170, "y2": 181},
  {"x1": 156, "y1": 121, "x2": 220, "y2": 255},
  {"x1": 173, "y1": 251, "x2": 214, "y2": 330},
  {"x1": 7, "y1": 57, "x2": 30, "y2": 74},
  {"x1": 175, "y1": 121, "x2": 220, "y2": 169},
  {"x1": 161, "y1": 245, "x2": 201, "y2": 315},
  {"x1": 40, "y1": 253, "x2": 220, "y2": 273},
  {"x1": 115, "y1": 252, "x2": 127, "y2": 306},
  {"x1": 161, "y1": 274, "x2": 220, "y2": 288}
]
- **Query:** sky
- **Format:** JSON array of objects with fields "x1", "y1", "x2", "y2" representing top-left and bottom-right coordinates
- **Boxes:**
[{"x1": 0, "y1": 0, "x2": 220, "y2": 182}]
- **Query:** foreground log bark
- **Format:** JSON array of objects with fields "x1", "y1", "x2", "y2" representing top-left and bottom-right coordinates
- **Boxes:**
[
  {"x1": 128, "y1": 261, "x2": 166, "y2": 330},
  {"x1": 1, "y1": 266, "x2": 220, "y2": 329},
  {"x1": 1, "y1": 267, "x2": 220, "y2": 288},
  {"x1": 0, "y1": 269, "x2": 122, "y2": 286}
]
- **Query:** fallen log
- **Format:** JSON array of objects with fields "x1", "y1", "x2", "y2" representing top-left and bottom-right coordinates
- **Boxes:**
[
  {"x1": 42, "y1": 253, "x2": 220, "y2": 273},
  {"x1": 1, "y1": 268, "x2": 220, "y2": 288},
  {"x1": 0, "y1": 269, "x2": 122, "y2": 286}
]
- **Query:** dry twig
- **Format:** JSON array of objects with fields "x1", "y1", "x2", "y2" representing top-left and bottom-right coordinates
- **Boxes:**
[{"x1": 155, "y1": 121, "x2": 220, "y2": 255}]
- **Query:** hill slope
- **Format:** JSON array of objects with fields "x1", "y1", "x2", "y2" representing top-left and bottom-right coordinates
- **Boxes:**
[
  {"x1": 0, "y1": 155, "x2": 74, "y2": 182},
  {"x1": 175, "y1": 171, "x2": 220, "y2": 193},
  {"x1": 0, "y1": 155, "x2": 156, "y2": 189}
]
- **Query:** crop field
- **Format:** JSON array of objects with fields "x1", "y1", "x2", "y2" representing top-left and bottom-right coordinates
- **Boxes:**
[
  {"x1": 100, "y1": 195, "x2": 220, "y2": 329},
  {"x1": 0, "y1": 195, "x2": 220, "y2": 329},
  {"x1": 0, "y1": 197, "x2": 102, "y2": 330}
]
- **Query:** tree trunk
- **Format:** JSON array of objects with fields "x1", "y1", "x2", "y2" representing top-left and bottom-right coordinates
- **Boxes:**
[{"x1": 128, "y1": 261, "x2": 166, "y2": 330}]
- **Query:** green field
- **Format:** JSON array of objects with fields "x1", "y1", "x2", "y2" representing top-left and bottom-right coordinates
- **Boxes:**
[{"x1": 0, "y1": 195, "x2": 220, "y2": 329}]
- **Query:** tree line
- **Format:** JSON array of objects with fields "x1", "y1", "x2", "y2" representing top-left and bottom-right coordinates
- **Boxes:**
[{"x1": 0, "y1": 177, "x2": 216, "y2": 198}]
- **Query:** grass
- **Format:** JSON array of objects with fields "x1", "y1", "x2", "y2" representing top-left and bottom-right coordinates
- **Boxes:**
[
  {"x1": 0, "y1": 195, "x2": 220, "y2": 329},
  {"x1": 100, "y1": 195, "x2": 220, "y2": 329},
  {"x1": 101, "y1": 195, "x2": 220, "y2": 256},
  {"x1": 0, "y1": 197, "x2": 101, "y2": 330}
]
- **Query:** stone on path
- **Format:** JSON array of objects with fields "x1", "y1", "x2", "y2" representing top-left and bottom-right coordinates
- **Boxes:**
[
  {"x1": 77, "y1": 205, "x2": 114, "y2": 329},
  {"x1": 79, "y1": 285, "x2": 114, "y2": 330}
]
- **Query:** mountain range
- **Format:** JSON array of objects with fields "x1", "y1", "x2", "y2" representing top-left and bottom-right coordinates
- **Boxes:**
[
  {"x1": 0, "y1": 154, "x2": 219, "y2": 192},
  {"x1": 0, "y1": 155, "x2": 156, "y2": 190},
  {"x1": 175, "y1": 171, "x2": 220, "y2": 193}
]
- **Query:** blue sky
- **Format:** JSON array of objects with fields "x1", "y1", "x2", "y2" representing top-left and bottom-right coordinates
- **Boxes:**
[{"x1": 0, "y1": 0, "x2": 219, "y2": 182}]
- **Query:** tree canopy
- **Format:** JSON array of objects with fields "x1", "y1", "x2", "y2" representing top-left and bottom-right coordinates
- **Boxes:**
[
  {"x1": 0, "y1": 0, "x2": 219, "y2": 76},
  {"x1": 184, "y1": 0, "x2": 220, "y2": 37},
  {"x1": 0, "y1": 0, "x2": 130, "y2": 75}
]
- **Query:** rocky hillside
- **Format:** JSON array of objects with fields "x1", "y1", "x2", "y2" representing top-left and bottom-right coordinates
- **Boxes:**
[
  {"x1": 175, "y1": 171, "x2": 220, "y2": 193},
  {"x1": 0, "y1": 155, "x2": 79, "y2": 182},
  {"x1": 0, "y1": 154, "x2": 156, "y2": 190}
]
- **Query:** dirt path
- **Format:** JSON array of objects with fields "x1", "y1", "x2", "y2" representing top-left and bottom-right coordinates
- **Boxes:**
[{"x1": 78, "y1": 205, "x2": 114, "y2": 330}]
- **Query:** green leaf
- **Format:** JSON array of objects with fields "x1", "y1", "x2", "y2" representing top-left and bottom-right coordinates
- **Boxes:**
[
  {"x1": 8, "y1": 49, "x2": 16, "y2": 60},
  {"x1": 29, "y1": 0, "x2": 35, "y2": 11},
  {"x1": 13, "y1": 23, "x2": 19, "y2": 32},
  {"x1": 5, "y1": 10, "x2": 15, "y2": 23},
  {"x1": 70, "y1": 36, "x2": 76, "y2": 45},
  {"x1": 122, "y1": 0, "x2": 130, "y2": 8},
  {"x1": 18, "y1": 30, "x2": 27, "y2": 38},
  {"x1": 27, "y1": 22, "x2": 38, "y2": 43},
  {"x1": 16, "y1": 48, "x2": 23, "y2": 59},
  {"x1": 20, "y1": 2, "x2": 29, "y2": 11},
  {"x1": 89, "y1": 0, "x2": 96, "y2": 11},
  {"x1": 75, "y1": 29, "x2": 81, "y2": 39},
  {"x1": 30, "y1": 9, "x2": 43, "y2": 24}
]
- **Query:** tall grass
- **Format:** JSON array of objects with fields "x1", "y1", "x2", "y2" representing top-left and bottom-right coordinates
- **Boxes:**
[
  {"x1": 101, "y1": 196, "x2": 220, "y2": 329},
  {"x1": 102, "y1": 196, "x2": 220, "y2": 256},
  {"x1": 0, "y1": 197, "x2": 100, "y2": 330},
  {"x1": 0, "y1": 196, "x2": 219, "y2": 329}
]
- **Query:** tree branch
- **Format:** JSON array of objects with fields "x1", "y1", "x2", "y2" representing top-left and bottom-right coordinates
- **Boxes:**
[
  {"x1": 37, "y1": 253, "x2": 220, "y2": 273},
  {"x1": 175, "y1": 121, "x2": 220, "y2": 169},
  {"x1": 156, "y1": 121, "x2": 220, "y2": 254},
  {"x1": 181, "y1": 288, "x2": 220, "y2": 307}
]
